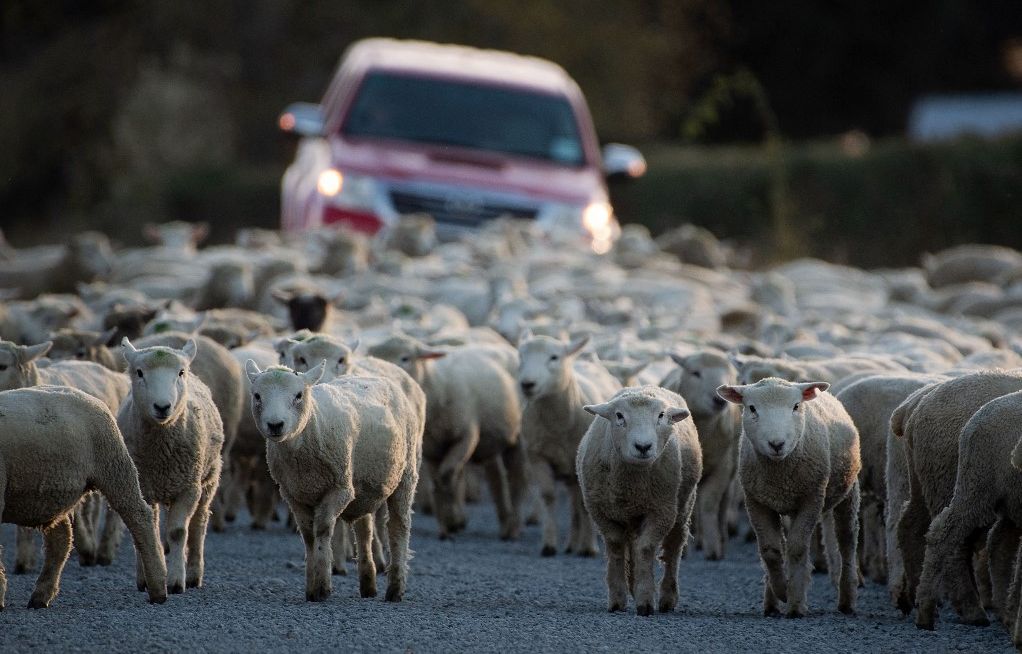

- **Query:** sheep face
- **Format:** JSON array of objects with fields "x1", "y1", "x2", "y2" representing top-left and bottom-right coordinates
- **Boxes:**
[
  {"x1": 273, "y1": 290, "x2": 330, "y2": 332},
  {"x1": 367, "y1": 335, "x2": 444, "y2": 385},
  {"x1": 289, "y1": 336, "x2": 357, "y2": 383},
  {"x1": 516, "y1": 334, "x2": 588, "y2": 400},
  {"x1": 122, "y1": 338, "x2": 197, "y2": 424},
  {"x1": 69, "y1": 232, "x2": 115, "y2": 279},
  {"x1": 0, "y1": 340, "x2": 51, "y2": 390},
  {"x1": 717, "y1": 378, "x2": 829, "y2": 460},
  {"x1": 47, "y1": 329, "x2": 114, "y2": 362},
  {"x1": 245, "y1": 360, "x2": 323, "y2": 442},
  {"x1": 585, "y1": 394, "x2": 689, "y2": 465},
  {"x1": 671, "y1": 350, "x2": 736, "y2": 416}
]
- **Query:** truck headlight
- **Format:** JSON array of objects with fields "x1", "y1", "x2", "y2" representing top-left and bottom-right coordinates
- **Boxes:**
[
  {"x1": 317, "y1": 169, "x2": 378, "y2": 211},
  {"x1": 317, "y1": 169, "x2": 343, "y2": 197}
]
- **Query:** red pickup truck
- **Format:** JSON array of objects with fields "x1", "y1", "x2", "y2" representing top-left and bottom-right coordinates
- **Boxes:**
[{"x1": 279, "y1": 38, "x2": 645, "y2": 253}]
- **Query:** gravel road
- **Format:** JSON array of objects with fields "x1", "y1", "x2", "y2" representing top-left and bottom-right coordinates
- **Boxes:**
[{"x1": 0, "y1": 493, "x2": 1013, "y2": 653}]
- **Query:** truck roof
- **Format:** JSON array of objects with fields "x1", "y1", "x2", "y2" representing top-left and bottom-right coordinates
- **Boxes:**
[{"x1": 339, "y1": 38, "x2": 578, "y2": 95}]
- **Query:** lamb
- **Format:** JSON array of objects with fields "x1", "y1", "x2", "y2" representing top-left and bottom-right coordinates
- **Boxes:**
[
  {"x1": 912, "y1": 389, "x2": 1022, "y2": 631},
  {"x1": 369, "y1": 334, "x2": 527, "y2": 541},
  {"x1": 834, "y1": 373, "x2": 944, "y2": 593},
  {"x1": 245, "y1": 360, "x2": 423, "y2": 602},
  {"x1": 659, "y1": 349, "x2": 740, "y2": 560},
  {"x1": 0, "y1": 386, "x2": 167, "y2": 608},
  {"x1": 518, "y1": 333, "x2": 622, "y2": 557},
  {"x1": 731, "y1": 353, "x2": 905, "y2": 387},
  {"x1": 46, "y1": 328, "x2": 120, "y2": 370},
  {"x1": 117, "y1": 338, "x2": 224, "y2": 594},
  {"x1": 893, "y1": 369, "x2": 1022, "y2": 624},
  {"x1": 717, "y1": 378, "x2": 861, "y2": 617},
  {"x1": 576, "y1": 386, "x2": 702, "y2": 615}
]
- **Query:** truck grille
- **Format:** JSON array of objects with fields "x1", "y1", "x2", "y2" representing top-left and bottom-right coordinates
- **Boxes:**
[{"x1": 390, "y1": 190, "x2": 538, "y2": 227}]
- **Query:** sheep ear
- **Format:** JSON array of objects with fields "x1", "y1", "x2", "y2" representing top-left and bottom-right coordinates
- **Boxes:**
[
  {"x1": 271, "y1": 289, "x2": 294, "y2": 305},
  {"x1": 20, "y1": 341, "x2": 52, "y2": 363},
  {"x1": 415, "y1": 347, "x2": 446, "y2": 360},
  {"x1": 565, "y1": 335, "x2": 590, "y2": 358},
  {"x1": 189, "y1": 315, "x2": 207, "y2": 334},
  {"x1": 583, "y1": 401, "x2": 616, "y2": 421},
  {"x1": 797, "y1": 381, "x2": 829, "y2": 401},
  {"x1": 143, "y1": 223, "x2": 161, "y2": 243},
  {"x1": 97, "y1": 327, "x2": 118, "y2": 347},
  {"x1": 728, "y1": 352, "x2": 745, "y2": 369},
  {"x1": 347, "y1": 338, "x2": 361, "y2": 353},
  {"x1": 519, "y1": 327, "x2": 534, "y2": 342},
  {"x1": 669, "y1": 352, "x2": 687, "y2": 368},
  {"x1": 245, "y1": 359, "x2": 262, "y2": 383},
  {"x1": 191, "y1": 222, "x2": 209, "y2": 244},
  {"x1": 181, "y1": 338, "x2": 198, "y2": 363},
  {"x1": 716, "y1": 385, "x2": 745, "y2": 404},
  {"x1": 666, "y1": 407, "x2": 690, "y2": 424},
  {"x1": 302, "y1": 360, "x2": 326, "y2": 386},
  {"x1": 121, "y1": 337, "x2": 138, "y2": 358}
]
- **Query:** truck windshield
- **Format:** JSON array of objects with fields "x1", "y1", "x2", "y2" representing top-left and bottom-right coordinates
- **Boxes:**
[{"x1": 342, "y1": 72, "x2": 586, "y2": 166}]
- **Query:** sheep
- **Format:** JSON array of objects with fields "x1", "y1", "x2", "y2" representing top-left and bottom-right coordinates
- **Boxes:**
[
  {"x1": 731, "y1": 352, "x2": 906, "y2": 387},
  {"x1": 246, "y1": 360, "x2": 423, "y2": 602},
  {"x1": 922, "y1": 244, "x2": 1022, "y2": 288},
  {"x1": 368, "y1": 334, "x2": 527, "y2": 541},
  {"x1": 893, "y1": 369, "x2": 1022, "y2": 624},
  {"x1": 134, "y1": 331, "x2": 243, "y2": 532},
  {"x1": 913, "y1": 389, "x2": 1022, "y2": 631},
  {"x1": 659, "y1": 349, "x2": 740, "y2": 560},
  {"x1": 0, "y1": 231, "x2": 114, "y2": 299},
  {"x1": 272, "y1": 286, "x2": 334, "y2": 333},
  {"x1": 46, "y1": 328, "x2": 120, "y2": 370},
  {"x1": 577, "y1": 386, "x2": 702, "y2": 615},
  {"x1": 717, "y1": 378, "x2": 861, "y2": 617},
  {"x1": 381, "y1": 213, "x2": 437, "y2": 257},
  {"x1": 518, "y1": 332, "x2": 622, "y2": 557},
  {"x1": 834, "y1": 373, "x2": 945, "y2": 593},
  {"x1": 0, "y1": 386, "x2": 167, "y2": 608},
  {"x1": 117, "y1": 337, "x2": 224, "y2": 594}
]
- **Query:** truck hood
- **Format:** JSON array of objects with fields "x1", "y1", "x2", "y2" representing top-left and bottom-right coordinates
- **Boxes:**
[{"x1": 330, "y1": 137, "x2": 604, "y2": 205}]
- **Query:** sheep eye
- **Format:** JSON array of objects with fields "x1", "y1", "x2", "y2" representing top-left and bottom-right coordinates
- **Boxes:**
[
  {"x1": 337, "y1": 357, "x2": 345, "y2": 365},
  {"x1": 253, "y1": 393, "x2": 261, "y2": 402},
  {"x1": 0, "y1": 364, "x2": 7, "y2": 371},
  {"x1": 136, "y1": 369, "x2": 144, "y2": 379},
  {"x1": 691, "y1": 370, "x2": 701, "y2": 378},
  {"x1": 615, "y1": 411, "x2": 624, "y2": 420},
  {"x1": 658, "y1": 412, "x2": 665, "y2": 420},
  {"x1": 299, "y1": 357, "x2": 307, "y2": 365},
  {"x1": 793, "y1": 403, "x2": 799, "y2": 412},
  {"x1": 748, "y1": 405, "x2": 757, "y2": 413},
  {"x1": 294, "y1": 392, "x2": 302, "y2": 401},
  {"x1": 178, "y1": 369, "x2": 184, "y2": 377},
  {"x1": 400, "y1": 356, "x2": 410, "y2": 363},
  {"x1": 76, "y1": 350, "x2": 86, "y2": 359},
  {"x1": 550, "y1": 354, "x2": 559, "y2": 362}
]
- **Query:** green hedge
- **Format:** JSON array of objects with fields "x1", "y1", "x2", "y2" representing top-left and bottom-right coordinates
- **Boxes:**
[{"x1": 610, "y1": 135, "x2": 1022, "y2": 268}]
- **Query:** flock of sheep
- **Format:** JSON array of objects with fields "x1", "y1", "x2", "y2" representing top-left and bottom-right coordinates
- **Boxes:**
[{"x1": 2, "y1": 218, "x2": 1022, "y2": 647}]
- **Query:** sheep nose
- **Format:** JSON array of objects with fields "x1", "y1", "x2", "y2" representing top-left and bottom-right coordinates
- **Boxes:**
[
  {"x1": 768, "y1": 440, "x2": 784, "y2": 454},
  {"x1": 520, "y1": 381, "x2": 535, "y2": 394},
  {"x1": 153, "y1": 403, "x2": 171, "y2": 415},
  {"x1": 266, "y1": 421, "x2": 285, "y2": 434},
  {"x1": 713, "y1": 396, "x2": 727, "y2": 410},
  {"x1": 634, "y1": 442, "x2": 653, "y2": 456}
]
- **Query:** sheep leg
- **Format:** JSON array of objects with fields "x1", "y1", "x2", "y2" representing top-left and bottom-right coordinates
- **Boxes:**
[
  {"x1": 785, "y1": 498, "x2": 825, "y2": 618},
  {"x1": 330, "y1": 519, "x2": 348, "y2": 575},
  {"x1": 96, "y1": 504, "x2": 124, "y2": 566},
  {"x1": 861, "y1": 497, "x2": 886, "y2": 584},
  {"x1": 427, "y1": 459, "x2": 456, "y2": 540},
  {"x1": 821, "y1": 511, "x2": 841, "y2": 591},
  {"x1": 224, "y1": 459, "x2": 245, "y2": 524},
  {"x1": 885, "y1": 432, "x2": 909, "y2": 609},
  {"x1": 165, "y1": 489, "x2": 201, "y2": 594},
  {"x1": 659, "y1": 519, "x2": 688, "y2": 613},
  {"x1": 373, "y1": 504, "x2": 388, "y2": 573},
  {"x1": 914, "y1": 502, "x2": 993, "y2": 630},
  {"x1": 414, "y1": 466, "x2": 434, "y2": 516},
  {"x1": 353, "y1": 514, "x2": 377, "y2": 598},
  {"x1": 896, "y1": 471, "x2": 931, "y2": 608},
  {"x1": 745, "y1": 496, "x2": 786, "y2": 616},
  {"x1": 987, "y1": 517, "x2": 1022, "y2": 621},
  {"x1": 603, "y1": 536, "x2": 629, "y2": 612},
  {"x1": 482, "y1": 456, "x2": 515, "y2": 541},
  {"x1": 501, "y1": 438, "x2": 529, "y2": 540},
  {"x1": 97, "y1": 472, "x2": 166, "y2": 605},
  {"x1": 185, "y1": 478, "x2": 217, "y2": 589},
  {"x1": 1007, "y1": 541, "x2": 1022, "y2": 634},
  {"x1": 571, "y1": 483, "x2": 599, "y2": 557},
  {"x1": 810, "y1": 523, "x2": 828, "y2": 574},
  {"x1": 310, "y1": 487, "x2": 353, "y2": 601},
  {"x1": 697, "y1": 465, "x2": 730, "y2": 561},
  {"x1": 14, "y1": 527, "x2": 38, "y2": 574},
  {"x1": 249, "y1": 460, "x2": 277, "y2": 530},
  {"x1": 27, "y1": 515, "x2": 72, "y2": 609},
  {"x1": 631, "y1": 529, "x2": 662, "y2": 617},
  {"x1": 531, "y1": 456, "x2": 559, "y2": 556},
  {"x1": 73, "y1": 494, "x2": 99, "y2": 566},
  {"x1": 384, "y1": 470, "x2": 417, "y2": 602},
  {"x1": 0, "y1": 482, "x2": 6, "y2": 610},
  {"x1": 975, "y1": 546, "x2": 994, "y2": 610},
  {"x1": 833, "y1": 484, "x2": 860, "y2": 615},
  {"x1": 1012, "y1": 542, "x2": 1022, "y2": 648},
  {"x1": 436, "y1": 426, "x2": 479, "y2": 534},
  {"x1": 288, "y1": 504, "x2": 321, "y2": 601}
]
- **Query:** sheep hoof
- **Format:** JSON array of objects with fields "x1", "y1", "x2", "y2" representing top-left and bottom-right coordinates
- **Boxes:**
[
  {"x1": 79, "y1": 552, "x2": 97, "y2": 567},
  {"x1": 148, "y1": 589, "x2": 168, "y2": 605},
  {"x1": 525, "y1": 516, "x2": 539, "y2": 526},
  {"x1": 384, "y1": 584, "x2": 404, "y2": 602},
  {"x1": 705, "y1": 551, "x2": 722, "y2": 562},
  {"x1": 97, "y1": 554, "x2": 113, "y2": 566},
  {"x1": 169, "y1": 582, "x2": 185, "y2": 595},
  {"x1": 250, "y1": 523, "x2": 266, "y2": 531},
  {"x1": 306, "y1": 588, "x2": 331, "y2": 602},
  {"x1": 960, "y1": 613, "x2": 989, "y2": 627},
  {"x1": 27, "y1": 595, "x2": 50, "y2": 610},
  {"x1": 437, "y1": 532, "x2": 450, "y2": 541},
  {"x1": 658, "y1": 599, "x2": 676, "y2": 613},
  {"x1": 13, "y1": 564, "x2": 28, "y2": 575},
  {"x1": 838, "y1": 605, "x2": 856, "y2": 616},
  {"x1": 332, "y1": 566, "x2": 347, "y2": 576},
  {"x1": 914, "y1": 616, "x2": 935, "y2": 631},
  {"x1": 137, "y1": 581, "x2": 148, "y2": 592},
  {"x1": 764, "y1": 606, "x2": 781, "y2": 618},
  {"x1": 608, "y1": 602, "x2": 625, "y2": 613},
  {"x1": 540, "y1": 545, "x2": 557, "y2": 557},
  {"x1": 636, "y1": 603, "x2": 654, "y2": 617},
  {"x1": 577, "y1": 549, "x2": 597, "y2": 559},
  {"x1": 225, "y1": 513, "x2": 236, "y2": 523},
  {"x1": 360, "y1": 585, "x2": 377, "y2": 599},
  {"x1": 785, "y1": 609, "x2": 806, "y2": 619},
  {"x1": 186, "y1": 577, "x2": 201, "y2": 589}
]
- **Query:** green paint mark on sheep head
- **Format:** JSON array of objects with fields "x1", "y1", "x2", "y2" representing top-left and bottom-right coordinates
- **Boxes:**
[{"x1": 153, "y1": 322, "x2": 170, "y2": 333}]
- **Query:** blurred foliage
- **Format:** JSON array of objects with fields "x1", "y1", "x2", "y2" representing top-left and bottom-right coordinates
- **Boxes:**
[
  {"x1": 0, "y1": 0, "x2": 1019, "y2": 254},
  {"x1": 611, "y1": 135, "x2": 1022, "y2": 268}
]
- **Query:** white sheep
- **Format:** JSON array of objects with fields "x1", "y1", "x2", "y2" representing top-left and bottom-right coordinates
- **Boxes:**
[
  {"x1": 577, "y1": 386, "x2": 702, "y2": 615},
  {"x1": 0, "y1": 386, "x2": 167, "y2": 608},
  {"x1": 246, "y1": 360, "x2": 423, "y2": 602},
  {"x1": 659, "y1": 349, "x2": 740, "y2": 560},
  {"x1": 368, "y1": 334, "x2": 527, "y2": 541},
  {"x1": 518, "y1": 332, "x2": 622, "y2": 557},
  {"x1": 912, "y1": 388, "x2": 1022, "y2": 631},
  {"x1": 893, "y1": 370, "x2": 1022, "y2": 625},
  {"x1": 718, "y1": 378, "x2": 861, "y2": 617},
  {"x1": 118, "y1": 337, "x2": 224, "y2": 594}
]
